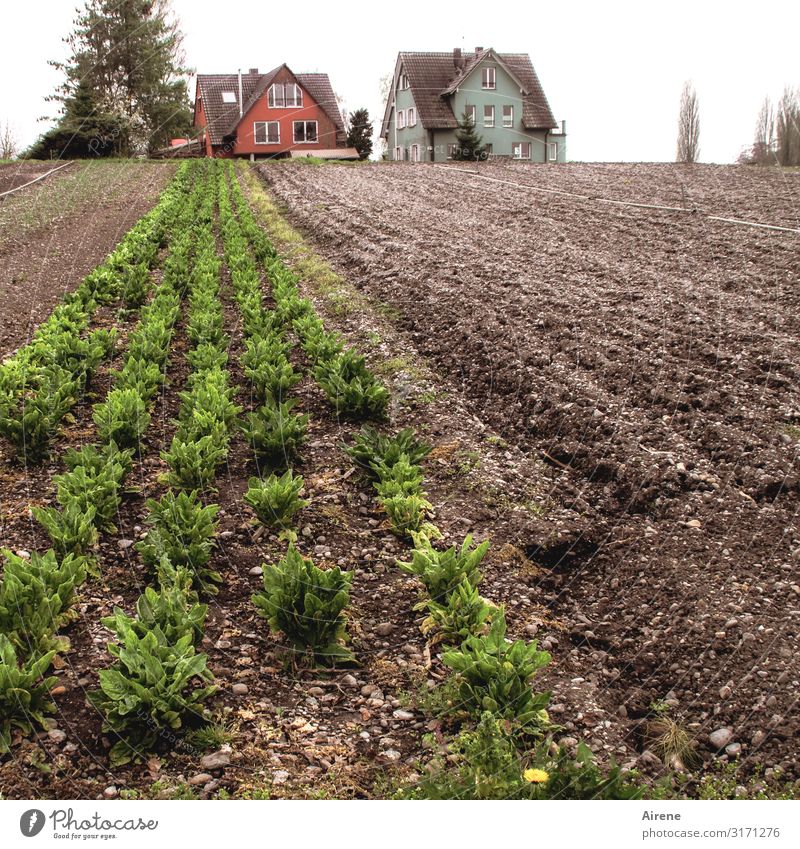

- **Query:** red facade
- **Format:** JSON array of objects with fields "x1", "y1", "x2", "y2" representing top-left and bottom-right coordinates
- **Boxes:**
[{"x1": 194, "y1": 66, "x2": 340, "y2": 158}]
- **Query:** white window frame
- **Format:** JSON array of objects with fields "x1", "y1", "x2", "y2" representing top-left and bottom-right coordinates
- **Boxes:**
[
  {"x1": 268, "y1": 83, "x2": 284, "y2": 108},
  {"x1": 465, "y1": 105, "x2": 476, "y2": 125},
  {"x1": 482, "y1": 67, "x2": 496, "y2": 89},
  {"x1": 254, "y1": 121, "x2": 280, "y2": 144},
  {"x1": 398, "y1": 73, "x2": 409, "y2": 90},
  {"x1": 502, "y1": 104, "x2": 513, "y2": 127},
  {"x1": 483, "y1": 105, "x2": 495, "y2": 128},
  {"x1": 407, "y1": 107, "x2": 416, "y2": 127},
  {"x1": 549, "y1": 142, "x2": 558, "y2": 161},
  {"x1": 394, "y1": 146, "x2": 403, "y2": 161},
  {"x1": 397, "y1": 109, "x2": 405, "y2": 129},
  {"x1": 411, "y1": 144, "x2": 420, "y2": 162},
  {"x1": 293, "y1": 120, "x2": 318, "y2": 143},
  {"x1": 512, "y1": 141, "x2": 531, "y2": 160},
  {"x1": 222, "y1": 91, "x2": 237, "y2": 103},
  {"x1": 447, "y1": 143, "x2": 458, "y2": 159}
]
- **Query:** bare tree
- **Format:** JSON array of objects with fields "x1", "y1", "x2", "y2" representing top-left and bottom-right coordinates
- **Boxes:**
[
  {"x1": 776, "y1": 87, "x2": 800, "y2": 166},
  {"x1": 0, "y1": 120, "x2": 19, "y2": 160},
  {"x1": 752, "y1": 97, "x2": 776, "y2": 164},
  {"x1": 676, "y1": 81, "x2": 700, "y2": 163}
]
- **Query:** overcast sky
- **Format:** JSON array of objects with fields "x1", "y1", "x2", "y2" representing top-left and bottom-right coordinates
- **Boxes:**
[{"x1": 1, "y1": 0, "x2": 798, "y2": 162}]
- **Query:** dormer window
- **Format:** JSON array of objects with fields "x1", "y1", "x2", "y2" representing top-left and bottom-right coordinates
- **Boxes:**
[
  {"x1": 222, "y1": 91, "x2": 237, "y2": 103},
  {"x1": 269, "y1": 83, "x2": 303, "y2": 108},
  {"x1": 482, "y1": 67, "x2": 496, "y2": 89}
]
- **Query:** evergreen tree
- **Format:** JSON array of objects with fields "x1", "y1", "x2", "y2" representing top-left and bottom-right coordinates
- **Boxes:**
[
  {"x1": 346, "y1": 108, "x2": 373, "y2": 160},
  {"x1": 46, "y1": 0, "x2": 192, "y2": 155},
  {"x1": 452, "y1": 111, "x2": 486, "y2": 161},
  {"x1": 25, "y1": 76, "x2": 126, "y2": 159}
]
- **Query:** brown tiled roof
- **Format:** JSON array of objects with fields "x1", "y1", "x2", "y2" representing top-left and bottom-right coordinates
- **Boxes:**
[
  {"x1": 196, "y1": 72, "x2": 263, "y2": 145},
  {"x1": 384, "y1": 49, "x2": 558, "y2": 134},
  {"x1": 197, "y1": 67, "x2": 344, "y2": 146}
]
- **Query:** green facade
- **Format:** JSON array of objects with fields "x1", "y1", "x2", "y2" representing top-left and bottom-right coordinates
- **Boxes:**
[{"x1": 387, "y1": 54, "x2": 566, "y2": 163}]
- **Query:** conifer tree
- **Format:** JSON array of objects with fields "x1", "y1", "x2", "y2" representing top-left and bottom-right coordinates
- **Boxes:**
[
  {"x1": 452, "y1": 110, "x2": 486, "y2": 161},
  {"x1": 346, "y1": 108, "x2": 373, "y2": 160}
]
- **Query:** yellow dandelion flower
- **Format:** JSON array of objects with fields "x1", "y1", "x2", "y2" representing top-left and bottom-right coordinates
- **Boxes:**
[{"x1": 523, "y1": 768, "x2": 549, "y2": 784}]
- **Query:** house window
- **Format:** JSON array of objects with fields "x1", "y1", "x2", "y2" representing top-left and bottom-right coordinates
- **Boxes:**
[
  {"x1": 222, "y1": 91, "x2": 237, "y2": 103},
  {"x1": 549, "y1": 142, "x2": 558, "y2": 161},
  {"x1": 285, "y1": 84, "x2": 302, "y2": 107},
  {"x1": 293, "y1": 121, "x2": 318, "y2": 143},
  {"x1": 411, "y1": 144, "x2": 420, "y2": 162},
  {"x1": 254, "y1": 121, "x2": 280, "y2": 144},
  {"x1": 447, "y1": 143, "x2": 458, "y2": 159},
  {"x1": 464, "y1": 105, "x2": 476, "y2": 125},
  {"x1": 484, "y1": 143, "x2": 493, "y2": 155},
  {"x1": 397, "y1": 109, "x2": 405, "y2": 129},
  {"x1": 484, "y1": 105, "x2": 495, "y2": 127},
  {"x1": 482, "y1": 67, "x2": 496, "y2": 89},
  {"x1": 398, "y1": 73, "x2": 409, "y2": 90},
  {"x1": 268, "y1": 84, "x2": 284, "y2": 108},
  {"x1": 407, "y1": 107, "x2": 416, "y2": 127},
  {"x1": 512, "y1": 141, "x2": 531, "y2": 159},
  {"x1": 395, "y1": 146, "x2": 404, "y2": 161},
  {"x1": 502, "y1": 105, "x2": 513, "y2": 127}
]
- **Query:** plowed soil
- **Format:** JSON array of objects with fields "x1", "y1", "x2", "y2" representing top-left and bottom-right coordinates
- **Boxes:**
[
  {"x1": 0, "y1": 161, "x2": 175, "y2": 357},
  {"x1": 258, "y1": 161, "x2": 800, "y2": 779}
]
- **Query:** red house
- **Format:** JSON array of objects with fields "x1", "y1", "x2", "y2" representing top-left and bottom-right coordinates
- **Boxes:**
[{"x1": 194, "y1": 64, "x2": 357, "y2": 159}]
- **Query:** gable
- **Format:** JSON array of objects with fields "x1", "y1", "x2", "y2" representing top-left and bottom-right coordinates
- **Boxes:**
[{"x1": 381, "y1": 49, "x2": 558, "y2": 135}]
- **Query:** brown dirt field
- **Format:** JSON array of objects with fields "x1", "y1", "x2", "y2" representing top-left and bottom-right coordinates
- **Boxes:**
[
  {"x1": 0, "y1": 161, "x2": 175, "y2": 357},
  {"x1": 0, "y1": 161, "x2": 71, "y2": 196},
  {"x1": 257, "y1": 161, "x2": 800, "y2": 780}
]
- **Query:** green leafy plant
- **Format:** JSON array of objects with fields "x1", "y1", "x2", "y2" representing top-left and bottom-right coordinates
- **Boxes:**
[
  {"x1": 88, "y1": 624, "x2": 216, "y2": 766},
  {"x1": 93, "y1": 388, "x2": 150, "y2": 450},
  {"x1": 441, "y1": 609, "x2": 551, "y2": 730},
  {"x1": 54, "y1": 461, "x2": 125, "y2": 533},
  {"x1": 63, "y1": 440, "x2": 134, "y2": 478},
  {"x1": 345, "y1": 426, "x2": 430, "y2": 478},
  {"x1": 102, "y1": 562, "x2": 207, "y2": 647},
  {"x1": 160, "y1": 433, "x2": 228, "y2": 491},
  {"x1": 422, "y1": 580, "x2": 496, "y2": 646},
  {"x1": 136, "y1": 491, "x2": 221, "y2": 595},
  {"x1": 32, "y1": 502, "x2": 99, "y2": 559},
  {"x1": 0, "y1": 636, "x2": 57, "y2": 753},
  {"x1": 381, "y1": 491, "x2": 433, "y2": 536},
  {"x1": 0, "y1": 549, "x2": 87, "y2": 656},
  {"x1": 252, "y1": 544, "x2": 354, "y2": 666},
  {"x1": 314, "y1": 350, "x2": 389, "y2": 419},
  {"x1": 121, "y1": 262, "x2": 151, "y2": 309},
  {"x1": 244, "y1": 470, "x2": 308, "y2": 529},
  {"x1": 239, "y1": 398, "x2": 308, "y2": 467},
  {"x1": 397, "y1": 533, "x2": 489, "y2": 604}
]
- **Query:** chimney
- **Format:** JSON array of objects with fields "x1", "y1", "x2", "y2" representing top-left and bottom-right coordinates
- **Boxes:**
[
  {"x1": 475, "y1": 46, "x2": 484, "y2": 54},
  {"x1": 561, "y1": 119, "x2": 567, "y2": 135},
  {"x1": 453, "y1": 47, "x2": 462, "y2": 68},
  {"x1": 238, "y1": 69, "x2": 243, "y2": 118},
  {"x1": 249, "y1": 67, "x2": 259, "y2": 75}
]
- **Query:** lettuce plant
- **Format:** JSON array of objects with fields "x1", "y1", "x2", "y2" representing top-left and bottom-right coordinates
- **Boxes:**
[
  {"x1": 0, "y1": 549, "x2": 87, "y2": 656},
  {"x1": 314, "y1": 350, "x2": 389, "y2": 419},
  {"x1": 0, "y1": 636, "x2": 57, "y2": 753},
  {"x1": 239, "y1": 398, "x2": 308, "y2": 467},
  {"x1": 442, "y1": 609, "x2": 551, "y2": 730},
  {"x1": 345, "y1": 426, "x2": 430, "y2": 478},
  {"x1": 88, "y1": 623, "x2": 216, "y2": 766},
  {"x1": 93, "y1": 388, "x2": 150, "y2": 450},
  {"x1": 398, "y1": 533, "x2": 489, "y2": 604},
  {"x1": 244, "y1": 470, "x2": 308, "y2": 529},
  {"x1": 136, "y1": 491, "x2": 221, "y2": 595},
  {"x1": 32, "y1": 502, "x2": 99, "y2": 559},
  {"x1": 252, "y1": 545, "x2": 354, "y2": 666}
]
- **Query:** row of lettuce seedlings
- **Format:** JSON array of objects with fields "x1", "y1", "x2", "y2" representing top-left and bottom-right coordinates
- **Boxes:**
[
  {"x1": 217, "y1": 163, "x2": 354, "y2": 667},
  {"x1": 0, "y1": 163, "x2": 199, "y2": 756},
  {"x1": 230, "y1": 167, "x2": 639, "y2": 797}
]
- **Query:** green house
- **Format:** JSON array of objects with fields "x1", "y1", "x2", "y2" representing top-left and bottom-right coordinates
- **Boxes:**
[{"x1": 380, "y1": 47, "x2": 566, "y2": 163}]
